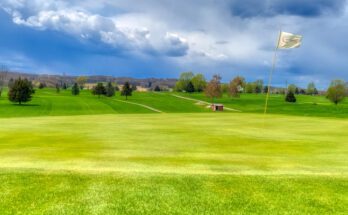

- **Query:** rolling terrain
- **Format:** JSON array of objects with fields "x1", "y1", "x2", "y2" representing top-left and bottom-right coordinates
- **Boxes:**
[{"x1": 0, "y1": 88, "x2": 347, "y2": 214}]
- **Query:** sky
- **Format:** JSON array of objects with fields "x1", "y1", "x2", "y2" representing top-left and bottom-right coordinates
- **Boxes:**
[{"x1": 0, "y1": 0, "x2": 348, "y2": 88}]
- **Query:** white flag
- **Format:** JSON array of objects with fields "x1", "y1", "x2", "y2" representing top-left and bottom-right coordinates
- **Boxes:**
[{"x1": 277, "y1": 32, "x2": 302, "y2": 49}]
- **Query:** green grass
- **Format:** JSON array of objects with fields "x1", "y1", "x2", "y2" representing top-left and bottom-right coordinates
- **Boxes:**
[
  {"x1": 177, "y1": 92, "x2": 348, "y2": 118},
  {"x1": 0, "y1": 113, "x2": 347, "y2": 214},
  {"x1": 1, "y1": 88, "x2": 348, "y2": 118}
]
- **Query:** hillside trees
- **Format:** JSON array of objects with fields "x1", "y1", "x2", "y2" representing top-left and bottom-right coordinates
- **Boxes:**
[
  {"x1": 326, "y1": 80, "x2": 347, "y2": 105},
  {"x1": 72, "y1": 83, "x2": 80, "y2": 95},
  {"x1": 205, "y1": 74, "x2": 222, "y2": 103},
  {"x1": 121, "y1": 82, "x2": 132, "y2": 100},
  {"x1": 8, "y1": 78, "x2": 35, "y2": 105},
  {"x1": 228, "y1": 76, "x2": 245, "y2": 98}
]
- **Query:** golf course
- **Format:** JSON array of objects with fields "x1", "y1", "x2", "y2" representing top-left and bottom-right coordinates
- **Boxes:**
[{"x1": 0, "y1": 88, "x2": 347, "y2": 214}]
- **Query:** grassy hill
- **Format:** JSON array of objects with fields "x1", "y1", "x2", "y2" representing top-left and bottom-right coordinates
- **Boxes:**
[
  {"x1": 0, "y1": 88, "x2": 347, "y2": 118},
  {"x1": 0, "y1": 88, "x2": 347, "y2": 214}
]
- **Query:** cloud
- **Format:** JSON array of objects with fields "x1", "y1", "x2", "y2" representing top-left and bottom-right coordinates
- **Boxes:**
[
  {"x1": 0, "y1": 0, "x2": 348, "y2": 87},
  {"x1": 163, "y1": 33, "x2": 189, "y2": 57},
  {"x1": 229, "y1": 0, "x2": 347, "y2": 18}
]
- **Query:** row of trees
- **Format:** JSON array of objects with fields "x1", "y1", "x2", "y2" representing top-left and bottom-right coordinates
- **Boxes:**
[
  {"x1": 176, "y1": 72, "x2": 347, "y2": 105},
  {"x1": 4, "y1": 77, "x2": 136, "y2": 105}
]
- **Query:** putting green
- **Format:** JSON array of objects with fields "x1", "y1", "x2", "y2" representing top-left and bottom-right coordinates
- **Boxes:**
[{"x1": 0, "y1": 113, "x2": 347, "y2": 214}]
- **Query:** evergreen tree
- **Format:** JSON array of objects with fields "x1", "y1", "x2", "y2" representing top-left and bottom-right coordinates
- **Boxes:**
[
  {"x1": 154, "y1": 85, "x2": 161, "y2": 92},
  {"x1": 63, "y1": 83, "x2": 67, "y2": 90},
  {"x1": 38, "y1": 82, "x2": 46, "y2": 89},
  {"x1": 8, "y1": 78, "x2": 35, "y2": 105},
  {"x1": 131, "y1": 84, "x2": 137, "y2": 91},
  {"x1": 92, "y1": 83, "x2": 106, "y2": 98},
  {"x1": 55, "y1": 83, "x2": 60, "y2": 93},
  {"x1": 186, "y1": 81, "x2": 195, "y2": 93},
  {"x1": 121, "y1": 82, "x2": 133, "y2": 100},
  {"x1": 285, "y1": 91, "x2": 296, "y2": 103},
  {"x1": 71, "y1": 83, "x2": 80, "y2": 95},
  {"x1": 105, "y1": 82, "x2": 115, "y2": 97},
  {"x1": 8, "y1": 78, "x2": 14, "y2": 88}
]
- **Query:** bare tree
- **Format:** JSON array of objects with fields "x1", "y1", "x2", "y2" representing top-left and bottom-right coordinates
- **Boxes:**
[
  {"x1": 204, "y1": 74, "x2": 222, "y2": 103},
  {"x1": 228, "y1": 76, "x2": 245, "y2": 98}
]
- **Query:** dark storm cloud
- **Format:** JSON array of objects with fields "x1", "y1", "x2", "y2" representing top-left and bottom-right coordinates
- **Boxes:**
[{"x1": 229, "y1": 0, "x2": 347, "y2": 18}]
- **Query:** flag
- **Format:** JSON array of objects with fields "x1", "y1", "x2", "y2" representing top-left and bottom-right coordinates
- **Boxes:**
[{"x1": 277, "y1": 32, "x2": 303, "y2": 49}]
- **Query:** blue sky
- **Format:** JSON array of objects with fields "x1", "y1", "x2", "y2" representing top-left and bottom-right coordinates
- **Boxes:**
[{"x1": 0, "y1": 0, "x2": 347, "y2": 88}]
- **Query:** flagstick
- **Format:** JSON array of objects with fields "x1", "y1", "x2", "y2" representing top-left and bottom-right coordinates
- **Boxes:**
[{"x1": 264, "y1": 30, "x2": 282, "y2": 115}]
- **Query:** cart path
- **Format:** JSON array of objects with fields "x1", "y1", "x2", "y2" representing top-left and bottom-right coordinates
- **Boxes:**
[
  {"x1": 114, "y1": 99, "x2": 163, "y2": 113},
  {"x1": 172, "y1": 94, "x2": 241, "y2": 112}
]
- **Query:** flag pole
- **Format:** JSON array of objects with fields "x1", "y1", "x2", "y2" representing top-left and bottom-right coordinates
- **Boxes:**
[{"x1": 264, "y1": 30, "x2": 282, "y2": 115}]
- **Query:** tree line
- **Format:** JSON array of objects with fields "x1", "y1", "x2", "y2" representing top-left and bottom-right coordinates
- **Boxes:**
[
  {"x1": 175, "y1": 72, "x2": 348, "y2": 105},
  {"x1": 1, "y1": 76, "x2": 137, "y2": 104}
]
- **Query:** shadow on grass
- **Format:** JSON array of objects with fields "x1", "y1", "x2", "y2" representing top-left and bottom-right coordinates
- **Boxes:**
[{"x1": 12, "y1": 103, "x2": 40, "y2": 107}]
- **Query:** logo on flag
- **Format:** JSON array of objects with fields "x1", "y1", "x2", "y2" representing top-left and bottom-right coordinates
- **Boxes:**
[{"x1": 277, "y1": 32, "x2": 303, "y2": 49}]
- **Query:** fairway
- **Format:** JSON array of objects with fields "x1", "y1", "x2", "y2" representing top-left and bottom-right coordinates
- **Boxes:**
[{"x1": 0, "y1": 112, "x2": 347, "y2": 214}]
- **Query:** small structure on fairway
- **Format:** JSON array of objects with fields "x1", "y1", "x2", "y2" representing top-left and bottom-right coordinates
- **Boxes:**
[{"x1": 211, "y1": 104, "x2": 224, "y2": 111}]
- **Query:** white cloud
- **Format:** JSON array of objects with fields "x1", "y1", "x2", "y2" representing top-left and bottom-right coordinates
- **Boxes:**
[{"x1": 1, "y1": 0, "x2": 348, "y2": 85}]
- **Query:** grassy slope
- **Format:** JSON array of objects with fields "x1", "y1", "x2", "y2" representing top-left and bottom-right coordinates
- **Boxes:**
[
  {"x1": 0, "y1": 89, "x2": 209, "y2": 118},
  {"x1": 0, "y1": 114, "x2": 347, "y2": 214},
  {"x1": 175, "y1": 92, "x2": 348, "y2": 118}
]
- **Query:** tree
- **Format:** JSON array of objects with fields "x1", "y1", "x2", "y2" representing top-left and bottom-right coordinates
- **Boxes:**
[
  {"x1": 8, "y1": 78, "x2": 14, "y2": 89},
  {"x1": 38, "y1": 82, "x2": 46, "y2": 89},
  {"x1": 295, "y1": 87, "x2": 300, "y2": 95},
  {"x1": 8, "y1": 78, "x2": 35, "y2": 105},
  {"x1": 105, "y1": 82, "x2": 115, "y2": 97},
  {"x1": 55, "y1": 83, "x2": 60, "y2": 93},
  {"x1": 254, "y1": 80, "x2": 263, "y2": 94},
  {"x1": 0, "y1": 65, "x2": 8, "y2": 97},
  {"x1": 76, "y1": 76, "x2": 87, "y2": 90},
  {"x1": 204, "y1": 74, "x2": 222, "y2": 103},
  {"x1": 92, "y1": 83, "x2": 106, "y2": 98},
  {"x1": 326, "y1": 80, "x2": 346, "y2": 105},
  {"x1": 121, "y1": 82, "x2": 132, "y2": 100},
  {"x1": 285, "y1": 91, "x2": 296, "y2": 103},
  {"x1": 154, "y1": 85, "x2": 161, "y2": 91},
  {"x1": 287, "y1": 84, "x2": 297, "y2": 94},
  {"x1": 62, "y1": 83, "x2": 68, "y2": 90},
  {"x1": 245, "y1": 82, "x2": 254, "y2": 93},
  {"x1": 71, "y1": 83, "x2": 80, "y2": 95},
  {"x1": 228, "y1": 76, "x2": 245, "y2": 98},
  {"x1": 263, "y1": 86, "x2": 269, "y2": 94},
  {"x1": 191, "y1": 73, "x2": 206, "y2": 92},
  {"x1": 186, "y1": 81, "x2": 195, "y2": 93},
  {"x1": 131, "y1": 84, "x2": 137, "y2": 91},
  {"x1": 175, "y1": 72, "x2": 194, "y2": 92},
  {"x1": 307, "y1": 82, "x2": 318, "y2": 95}
]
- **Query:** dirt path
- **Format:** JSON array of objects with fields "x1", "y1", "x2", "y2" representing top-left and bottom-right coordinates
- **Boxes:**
[
  {"x1": 114, "y1": 99, "x2": 163, "y2": 113},
  {"x1": 172, "y1": 94, "x2": 241, "y2": 112}
]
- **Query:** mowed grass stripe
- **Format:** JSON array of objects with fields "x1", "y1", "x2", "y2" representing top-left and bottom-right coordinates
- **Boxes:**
[
  {"x1": 0, "y1": 113, "x2": 346, "y2": 175},
  {"x1": 0, "y1": 171, "x2": 346, "y2": 214}
]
